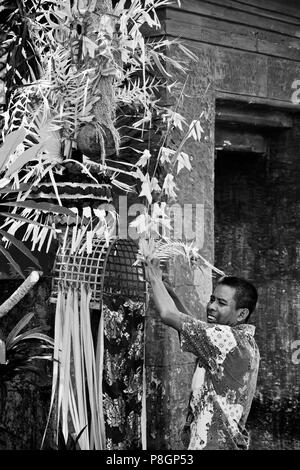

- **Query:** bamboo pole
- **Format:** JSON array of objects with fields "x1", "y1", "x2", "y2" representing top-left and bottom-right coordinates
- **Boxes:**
[
  {"x1": 0, "y1": 339, "x2": 5, "y2": 364},
  {"x1": 0, "y1": 270, "x2": 42, "y2": 318}
]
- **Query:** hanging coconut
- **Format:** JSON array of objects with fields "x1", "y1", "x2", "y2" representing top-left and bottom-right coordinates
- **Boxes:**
[{"x1": 76, "y1": 123, "x2": 117, "y2": 162}]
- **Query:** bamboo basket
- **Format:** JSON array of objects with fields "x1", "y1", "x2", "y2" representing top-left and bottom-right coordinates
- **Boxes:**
[{"x1": 50, "y1": 237, "x2": 147, "y2": 308}]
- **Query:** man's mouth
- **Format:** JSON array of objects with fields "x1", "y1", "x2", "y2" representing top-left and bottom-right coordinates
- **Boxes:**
[{"x1": 207, "y1": 314, "x2": 217, "y2": 323}]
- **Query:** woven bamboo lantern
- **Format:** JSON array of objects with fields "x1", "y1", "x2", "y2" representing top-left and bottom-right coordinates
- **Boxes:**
[{"x1": 50, "y1": 237, "x2": 147, "y2": 308}]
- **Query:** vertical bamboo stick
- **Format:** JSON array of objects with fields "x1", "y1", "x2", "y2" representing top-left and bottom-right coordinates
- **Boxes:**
[{"x1": 0, "y1": 339, "x2": 6, "y2": 364}]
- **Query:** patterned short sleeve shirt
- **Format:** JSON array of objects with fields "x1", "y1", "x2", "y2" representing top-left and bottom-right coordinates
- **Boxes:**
[{"x1": 180, "y1": 318, "x2": 260, "y2": 450}]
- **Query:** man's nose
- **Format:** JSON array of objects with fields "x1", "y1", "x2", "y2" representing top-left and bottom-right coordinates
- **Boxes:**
[{"x1": 208, "y1": 300, "x2": 217, "y2": 311}]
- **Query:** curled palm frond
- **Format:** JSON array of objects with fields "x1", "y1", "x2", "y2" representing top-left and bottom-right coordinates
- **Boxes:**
[{"x1": 135, "y1": 236, "x2": 226, "y2": 277}]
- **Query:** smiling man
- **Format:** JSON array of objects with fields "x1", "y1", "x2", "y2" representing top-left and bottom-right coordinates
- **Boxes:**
[{"x1": 146, "y1": 260, "x2": 260, "y2": 450}]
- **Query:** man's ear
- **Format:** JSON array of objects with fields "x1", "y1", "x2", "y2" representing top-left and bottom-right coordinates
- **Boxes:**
[{"x1": 237, "y1": 308, "x2": 249, "y2": 323}]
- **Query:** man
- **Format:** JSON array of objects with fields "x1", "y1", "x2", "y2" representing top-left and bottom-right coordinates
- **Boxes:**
[{"x1": 145, "y1": 259, "x2": 260, "y2": 450}]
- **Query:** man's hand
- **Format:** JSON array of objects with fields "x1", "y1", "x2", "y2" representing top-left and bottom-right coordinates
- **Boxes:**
[
  {"x1": 145, "y1": 260, "x2": 191, "y2": 317},
  {"x1": 145, "y1": 258, "x2": 163, "y2": 284},
  {"x1": 144, "y1": 258, "x2": 190, "y2": 331},
  {"x1": 162, "y1": 273, "x2": 173, "y2": 290}
]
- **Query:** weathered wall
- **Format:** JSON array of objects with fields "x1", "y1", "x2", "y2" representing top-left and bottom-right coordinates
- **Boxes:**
[
  {"x1": 247, "y1": 119, "x2": 300, "y2": 449},
  {"x1": 145, "y1": 0, "x2": 300, "y2": 450},
  {"x1": 145, "y1": 46, "x2": 215, "y2": 448},
  {"x1": 214, "y1": 129, "x2": 300, "y2": 449}
]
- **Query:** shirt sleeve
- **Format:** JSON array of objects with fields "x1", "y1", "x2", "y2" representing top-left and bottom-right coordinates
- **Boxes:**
[{"x1": 180, "y1": 317, "x2": 237, "y2": 372}]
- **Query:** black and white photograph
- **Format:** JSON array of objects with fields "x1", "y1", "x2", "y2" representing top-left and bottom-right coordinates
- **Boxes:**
[{"x1": 0, "y1": 0, "x2": 299, "y2": 455}]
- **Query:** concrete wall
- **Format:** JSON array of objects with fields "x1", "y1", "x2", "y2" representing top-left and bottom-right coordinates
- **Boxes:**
[{"x1": 144, "y1": 35, "x2": 216, "y2": 449}]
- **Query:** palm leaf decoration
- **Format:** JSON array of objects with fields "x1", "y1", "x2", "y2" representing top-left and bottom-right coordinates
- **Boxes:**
[
  {"x1": 0, "y1": 0, "x2": 199, "y2": 268},
  {"x1": 135, "y1": 236, "x2": 226, "y2": 277},
  {"x1": 41, "y1": 284, "x2": 105, "y2": 450}
]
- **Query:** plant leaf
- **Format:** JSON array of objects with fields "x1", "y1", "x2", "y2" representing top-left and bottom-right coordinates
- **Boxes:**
[
  {"x1": 0, "y1": 183, "x2": 31, "y2": 194},
  {"x1": 96, "y1": 306, "x2": 106, "y2": 447},
  {"x1": 0, "y1": 201, "x2": 77, "y2": 217},
  {"x1": 6, "y1": 313, "x2": 35, "y2": 348},
  {"x1": 11, "y1": 332, "x2": 54, "y2": 347},
  {"x1": 139, "y1": 174, "x2": 152, "y2": 204},
  {"x1": 151, "y1": 52, "x2": 172, "y2": 78},
  {"x1": 177, "y1": 152, "x2": 192, "y2": 173},
  {"x1": 0, "y1": 127, "x2": 26, "y2": 173},
  {"x1": 5, "y1": 142, "x2": 44, "y2": 178},
  {"x1": 0, "y1": 228, "x2": 41, "y2": 268},
  {"x1": 0, "y1": 212, "x2": 55, "y2": 230},
  {"x1": 0, "y1": 244, "x2": 25, "y2": 279}
]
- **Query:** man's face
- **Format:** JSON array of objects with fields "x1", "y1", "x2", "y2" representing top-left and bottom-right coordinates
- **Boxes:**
[{"x1": 206, "y1": 284, "x2": 242, "y2": 326}]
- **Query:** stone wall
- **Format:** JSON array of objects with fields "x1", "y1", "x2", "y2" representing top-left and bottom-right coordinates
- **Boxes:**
[{"x1": 214, "y1": 122, "x2": 300, "y2": 448}]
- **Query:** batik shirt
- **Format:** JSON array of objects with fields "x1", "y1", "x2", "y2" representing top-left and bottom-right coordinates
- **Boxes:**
[{"x1": 180, "y1": 318, "x2": 260, "y2": 450}]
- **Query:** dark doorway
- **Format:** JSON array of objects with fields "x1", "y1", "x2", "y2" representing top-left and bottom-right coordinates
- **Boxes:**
[
  {"x1": 213, "y1": 117, "x2": 300, "y2": 449},
  {"x1": 214, "y1": 149, "x2": 268, "y2": 280}
]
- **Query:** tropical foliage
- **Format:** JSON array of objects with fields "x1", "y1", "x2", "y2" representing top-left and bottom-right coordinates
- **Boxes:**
[
  {"x1": 0, "y1": 0, "x2": 222, "y2": 275},
  {"x1": 0, "y1": 312, "x2": 53, "y2": 381},
  {"x1": 0, "y1": 311, "x2": 53, "y2": 448},
  {"x1": 0, "y1": 311, "x2": 53, "y2": 419}
]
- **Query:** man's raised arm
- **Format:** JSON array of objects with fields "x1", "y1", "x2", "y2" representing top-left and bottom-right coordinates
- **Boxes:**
[{"x1": 146, "y1": 259, "x2": 191, "y2": 331}]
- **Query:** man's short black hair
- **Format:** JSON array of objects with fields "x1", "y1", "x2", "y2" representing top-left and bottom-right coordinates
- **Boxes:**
[{"x1": 217, "y1": 276, "x2": 258, "y2": 321}]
